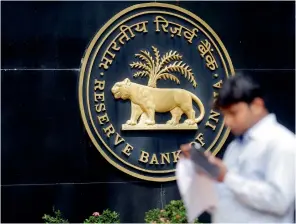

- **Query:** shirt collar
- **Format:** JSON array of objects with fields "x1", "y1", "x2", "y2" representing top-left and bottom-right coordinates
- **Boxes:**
[{"x1": 236, "y1": 134, "x2": 245, "y2": 144}]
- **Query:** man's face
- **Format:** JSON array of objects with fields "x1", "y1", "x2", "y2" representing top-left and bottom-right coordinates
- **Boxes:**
[{"x1": 221, "y1": 102, "x2": 254, "y2": 136}]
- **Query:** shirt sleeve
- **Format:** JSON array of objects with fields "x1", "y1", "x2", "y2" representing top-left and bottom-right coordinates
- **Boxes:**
[{"x1": 224, "y1": 140, "x2": 295, "y2": 216}]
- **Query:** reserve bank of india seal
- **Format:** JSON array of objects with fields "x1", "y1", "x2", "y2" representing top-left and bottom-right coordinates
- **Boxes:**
[{"x1": 79, "y1": 2, "x2": 235, "y2": 182}]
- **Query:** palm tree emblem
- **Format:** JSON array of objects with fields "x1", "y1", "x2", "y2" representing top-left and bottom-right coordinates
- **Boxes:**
[
  {"x1": 130, "y1": 46, "x2": 197, "y2": 88},
  {"x1": 110, "y1": 46, "x2": 205, "y2": 130}
]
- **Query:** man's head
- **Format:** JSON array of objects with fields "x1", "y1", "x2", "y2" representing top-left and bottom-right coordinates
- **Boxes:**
[{"x1": 214, "y1": 74, "x2": 268, "y2": 136}]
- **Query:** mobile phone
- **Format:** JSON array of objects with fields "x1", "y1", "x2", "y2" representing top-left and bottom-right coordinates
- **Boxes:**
[{"x1": 189, "y1": 142, "x2": 220, "y2": 179}]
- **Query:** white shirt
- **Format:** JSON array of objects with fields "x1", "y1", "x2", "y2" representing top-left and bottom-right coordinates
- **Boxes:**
[{"x1": 212, "y1": 113, "x2": 296, "y2": 223}]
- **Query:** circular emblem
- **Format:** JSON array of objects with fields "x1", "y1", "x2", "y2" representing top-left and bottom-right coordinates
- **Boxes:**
[{"x1": 79, "y1": 3, "x2": 235, "y2": 181}]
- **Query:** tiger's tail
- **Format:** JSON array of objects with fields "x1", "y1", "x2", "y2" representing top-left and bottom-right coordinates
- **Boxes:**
[{"x1": 189, "y1": 92, "x2": 205, "y2": 123}]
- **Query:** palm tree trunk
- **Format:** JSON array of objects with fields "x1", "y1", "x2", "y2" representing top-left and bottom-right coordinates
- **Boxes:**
[{"x1": 148, "y1": 78, "x2": 157, "y2": 88}]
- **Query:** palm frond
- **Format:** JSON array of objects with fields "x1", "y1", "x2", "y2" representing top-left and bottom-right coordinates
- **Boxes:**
[
  {"x1": 130, "y1": 61, "x2": 151, "y2": 72},
  {"x1": 152, "y1": 46, "x2": 160, "y2": 68},
  {"x1": 158, "y1": 51, "x2": 183, "y2": 69},
  {"x1": 135, "y1": 53, "x2": 153, "y2": 69},
  {"x1": 133, "y1": 71, "x2": 150, "y2": 78},
  {"x1": 157, "y1": 73, "x2": 180, "y2": 85},
  {"x1": 140, "y1": 50, "x2": 154, "y2": 69},
  {"x1": 159, "y1": 61, "x2": 197, "y2": 87}
]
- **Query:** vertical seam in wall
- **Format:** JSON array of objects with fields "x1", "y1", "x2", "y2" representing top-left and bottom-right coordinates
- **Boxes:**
[
  {"x1": 160, "y1": 184, "x2": 164, "y2": 209},
  {"x1": 162, "y1": 184, "x2": 166, "y2": 208}
]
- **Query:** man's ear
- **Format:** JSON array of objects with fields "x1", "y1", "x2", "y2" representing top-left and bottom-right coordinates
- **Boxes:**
[
  {"x1": 253, "y1": 97, "x2": 265, "y2": 107},
  {"x1": 251, "y1": 97, "x2": 265, "y2": 114}
]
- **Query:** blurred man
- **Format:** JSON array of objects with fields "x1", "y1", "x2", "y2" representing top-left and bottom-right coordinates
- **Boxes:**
[{"x1": 181, "y1": 74, "x2": 295, "y2": 223}]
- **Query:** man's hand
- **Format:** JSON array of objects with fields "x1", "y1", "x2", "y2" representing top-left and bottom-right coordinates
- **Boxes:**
[
  {"x1": 205, "y1": 151, "x2": 228, "y2": 182},
  {"x1": 180, "y1": 143, "x2": 191, "y2": 158},
  {"x1": 180, "y1": 143, "x2": 228, "y2": 182}
]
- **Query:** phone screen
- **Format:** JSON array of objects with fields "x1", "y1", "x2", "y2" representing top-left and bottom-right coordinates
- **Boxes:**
[{"x1": 190, "y1": 148, "x2": 220, "y2": 179}]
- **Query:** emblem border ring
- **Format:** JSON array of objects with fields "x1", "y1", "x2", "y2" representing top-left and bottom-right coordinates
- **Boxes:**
[{"x1": 78, "y1": 2, "x2": 235, "y2": 182}]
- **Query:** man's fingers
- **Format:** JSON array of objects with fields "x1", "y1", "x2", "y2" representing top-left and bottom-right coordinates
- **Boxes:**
[
  {"x1": 204, "y1": 151, "x2": 211, "y2": 157},
  {"x1": 208, "y1": 155, "x2": 216, "y2": 164},
  {"x1": 204, "y1": 151, "x2": 218, "y2": 164},
  {"x1": 205, "y1": 151, "x2": 217, "y2": 164},
  {"x1": 180, "y1": 143, "x2": 191, "y2": 158},
  {"x1": 197, "y1": 170, "x2": 205, "y2": 176},
  {"x1": 180, "y1": 143, "x2": 191, "y2": 151},
  {"x1": 196, "y1": 167, "x2": 205, "y2": 176}
]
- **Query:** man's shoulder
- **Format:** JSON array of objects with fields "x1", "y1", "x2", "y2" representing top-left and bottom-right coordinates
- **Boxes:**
[
  {"x1": 264, "y1": 121, "x2": 296, "y2": 155},
  {"x1": 271, "y1": 121, "x2": 295, "y2": 142},
  {"x1": 251, "y1": 114, "x2": 294, "y2": 142},
  {"x1": 227, "y1": 120, "x2": 295, "y2": 153}
]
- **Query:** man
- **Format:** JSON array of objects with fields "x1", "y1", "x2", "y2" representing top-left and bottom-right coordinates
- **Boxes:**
[{"x1": 181, "y1": 74, "x2": 295, "y2": 223}]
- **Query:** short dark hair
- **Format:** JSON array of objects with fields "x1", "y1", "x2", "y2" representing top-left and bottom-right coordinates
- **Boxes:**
[{"x1": 214, "y1": 73, "x2": 264, "y2": 109}]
